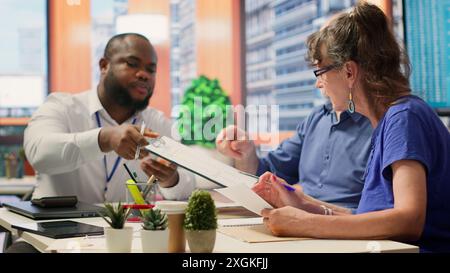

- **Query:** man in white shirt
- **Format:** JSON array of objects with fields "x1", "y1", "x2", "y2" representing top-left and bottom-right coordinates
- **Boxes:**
[{"x1": 24, "y1": 33, "x2": 195, "y2": 203}]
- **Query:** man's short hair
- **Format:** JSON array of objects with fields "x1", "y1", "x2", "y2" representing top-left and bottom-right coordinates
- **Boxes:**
[{"x1": 103, "y1": 33, "x2": 150, "y2": 59}]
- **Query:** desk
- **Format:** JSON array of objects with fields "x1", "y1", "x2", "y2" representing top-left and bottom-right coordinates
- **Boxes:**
[
  {"x1": 0, "y1": 176, "x2": 36, "y2": 195},
  {"x1": 0, "y1": 208, "x2": 418, "y2": 253}
]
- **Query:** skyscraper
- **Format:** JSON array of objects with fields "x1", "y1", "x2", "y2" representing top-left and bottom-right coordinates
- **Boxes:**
[{"x1": 245, "y1": 0, "x2": 355, "y2": 131}]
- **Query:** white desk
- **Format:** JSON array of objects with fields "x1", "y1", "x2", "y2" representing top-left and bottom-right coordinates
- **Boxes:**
[
  {"x1": 0, "y1": 176, "x2": 36, "y2": 195},
  {"x1": 0, "y1": 208, "x2": 418, "y2": 253}
]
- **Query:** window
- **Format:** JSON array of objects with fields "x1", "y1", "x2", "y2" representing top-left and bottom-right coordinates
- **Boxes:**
[{"x1": 0, "y1": 0, "x2": 47, "y2": 118}]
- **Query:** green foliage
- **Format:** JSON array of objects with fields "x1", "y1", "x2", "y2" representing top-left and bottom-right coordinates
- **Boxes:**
[
  {"x1": 99, "y1": 202, "x2": 131, "y2": 229},
  {"x1": 178, "y1": 75, "x2": 232, "y2": 148},
  {"x1": 184, "y1": 190, "x2": 217, "y2": 231},
  {"x1": 141, "y1": 208, "x2": 168, "y2": 231}
]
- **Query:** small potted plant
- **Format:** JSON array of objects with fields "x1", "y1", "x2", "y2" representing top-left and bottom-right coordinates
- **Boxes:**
[
  {"x1": 183, "y1": 190, "x2": 218, "y2": 253},
  {"x1": 99, "y1": 202, "x2": 133, "y2": 253},
  {"x1": 140, "y1": 208, "x2": 169, "y2": 253}
]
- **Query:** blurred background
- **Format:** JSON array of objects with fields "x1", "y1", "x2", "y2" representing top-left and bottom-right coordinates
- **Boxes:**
[{"x1": 0, "y1": 0, "x2": 449, "y2": 183}]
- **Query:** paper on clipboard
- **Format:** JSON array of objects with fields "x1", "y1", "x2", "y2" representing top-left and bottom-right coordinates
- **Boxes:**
[
  {"x1": 215, "y1": 184, "x2": 273, "y2": 216},
  {"x1": 144, "y1": 136, "x2": 258, "y2": 188}
]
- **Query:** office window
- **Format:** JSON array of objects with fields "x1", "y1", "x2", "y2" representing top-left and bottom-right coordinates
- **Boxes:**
[
  {"x1": 0, "y1": 0, "x2": 47, "y2": 118},
  {"x1": 404, "y1": 0, "x2": 450, "y2": 109},
  {"x1": 91, "y1": 0, "x2": 129, "y2": 87}
]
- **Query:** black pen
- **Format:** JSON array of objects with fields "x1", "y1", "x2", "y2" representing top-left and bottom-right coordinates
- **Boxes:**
[{"x1": 123, "y1": 163, "x2": 137, "y2": 182}]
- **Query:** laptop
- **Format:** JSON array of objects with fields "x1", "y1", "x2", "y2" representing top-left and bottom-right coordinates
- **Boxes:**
[{"x1": 2, "y1": 201, "x2": 102, "y2": 220}]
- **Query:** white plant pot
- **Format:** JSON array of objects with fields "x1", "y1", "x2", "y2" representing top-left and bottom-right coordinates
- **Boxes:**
[
  {"x1": 189, "y1": 145, "x2": 234, "y2": 189},
  {"x1": 140, "y1": 229, "x2": 169, "y2": 253},
  {"x1": 104, "y1": 226, "x2": 133, "y2": 253}
]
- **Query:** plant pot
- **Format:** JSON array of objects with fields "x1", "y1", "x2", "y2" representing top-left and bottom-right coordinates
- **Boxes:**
[
  {"x1": 189, "y1": 145, "x2": 233, "y2": 189},
  {"x1": 186, "y1": 229, "x2": 216, "y2": 253},
  {"x1": 104, "y1": 226, "x2": 133, "y2": 253},
  {"x1": 140, "y1": 229, "x2": 169, "y2": 253}
]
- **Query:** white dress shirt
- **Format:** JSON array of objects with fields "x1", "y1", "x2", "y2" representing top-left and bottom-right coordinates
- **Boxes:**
[{"x1": 24, "y1": 89, "x2": 196, "y2": 203}]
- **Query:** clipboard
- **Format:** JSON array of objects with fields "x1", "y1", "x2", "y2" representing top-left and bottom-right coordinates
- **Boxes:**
[{"x1": 144, "y1": 136, "x2": 258, "y2": 189}]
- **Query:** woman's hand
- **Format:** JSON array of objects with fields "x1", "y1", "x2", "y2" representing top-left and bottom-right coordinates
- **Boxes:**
[
  {"x1": 252, "y1": 172, "x2": 305, "y2": 209},
  {"x1": 261, "y1": 207, "x2": 313, "y2": 237}
]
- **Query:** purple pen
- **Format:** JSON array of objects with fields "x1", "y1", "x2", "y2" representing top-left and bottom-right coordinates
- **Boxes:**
[
  {"x1": 283, "y1": 184, "x2": 296, "y2": 192},
  {"x1": 271, "y1": 174, "x2": 295, "y2": 192}
]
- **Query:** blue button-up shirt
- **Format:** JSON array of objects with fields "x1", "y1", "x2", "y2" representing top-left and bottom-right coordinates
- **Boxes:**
[{"x1": 257, "y1": 103, "x2": 373, "y2": 209}]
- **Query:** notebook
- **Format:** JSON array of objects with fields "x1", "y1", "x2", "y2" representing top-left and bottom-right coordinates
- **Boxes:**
[
  {"x1": 2, "y1": 201, "x2": 102, "y2": 220},
  {"x1": 217, "y1": 217, "x2": 308, "y2": 243}
]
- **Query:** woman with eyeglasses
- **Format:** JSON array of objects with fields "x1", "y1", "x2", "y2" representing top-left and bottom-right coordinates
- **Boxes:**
[{"x1": 253, "y1": 2, "x2": 450, "y2": 253}]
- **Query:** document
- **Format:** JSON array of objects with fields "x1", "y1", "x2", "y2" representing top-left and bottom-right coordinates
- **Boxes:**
[
  {"x1": 144, "y1": 136, "x2": 257, "y2": 188},
  {"x1": 214, "y1": 184, "x2": 273, "y2": 216},
  {"x1": 145, "y1": 136, "x2": 272, "y2": 215}
]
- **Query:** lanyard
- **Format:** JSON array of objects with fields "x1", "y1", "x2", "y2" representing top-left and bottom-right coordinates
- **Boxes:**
[{"x1": 95, "y1": 112, "x2": 137, "y2": 184}]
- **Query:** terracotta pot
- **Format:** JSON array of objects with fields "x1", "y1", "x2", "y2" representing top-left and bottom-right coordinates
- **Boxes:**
[
  {"x1": 186, "y1": 229, "x2": 216, "y2": 253},
  {"x1": 140, "y1": 229, "x2": 169, "y2": 253}
]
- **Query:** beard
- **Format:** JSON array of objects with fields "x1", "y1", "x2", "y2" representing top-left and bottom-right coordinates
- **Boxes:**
[{"x1": 103, "y1": 70, "x2": 153, "y2": 112}]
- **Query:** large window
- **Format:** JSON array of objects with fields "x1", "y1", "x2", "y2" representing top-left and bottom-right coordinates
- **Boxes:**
[
  {"x1": 404, "y1": 0, "x2": 450, "y2": 110},
  {"x1": 0, "y1": 0, "x2": 48, "y2": 118}
]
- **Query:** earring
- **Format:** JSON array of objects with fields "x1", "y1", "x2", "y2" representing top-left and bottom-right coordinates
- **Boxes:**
[{"x1": 348, "y1": 91, "x2": 355, "y2": 114}]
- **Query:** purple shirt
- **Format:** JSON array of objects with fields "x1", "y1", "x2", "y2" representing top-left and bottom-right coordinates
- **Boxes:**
[{"x1": 357, "y1": 95, "x2": 450, "y2": 252}]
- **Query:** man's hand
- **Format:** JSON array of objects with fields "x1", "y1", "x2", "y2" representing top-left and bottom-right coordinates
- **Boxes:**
[
  {"x1": 216, "y1": 125, "x2": 256, "y2": 160},
  {"x1": 216, "y1": 125, "x2": 259, "y2": 174},
  {"x1": 98, "y1": 124, "x2": 159, "y2": 160},
  {"x1": 140, "y1": 156, "x2": 179, "y2": 188}
]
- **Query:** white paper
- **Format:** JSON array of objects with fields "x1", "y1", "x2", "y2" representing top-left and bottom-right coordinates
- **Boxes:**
[
  {"x1": 144, "y1": 136, "x2": 258, "y2": 188},
  {"x1": 218, "y1": 217, "x2": 263, "y2": 227},
  {"x1": 215, "y1": 184, "x2": 273, "y2": 216}
]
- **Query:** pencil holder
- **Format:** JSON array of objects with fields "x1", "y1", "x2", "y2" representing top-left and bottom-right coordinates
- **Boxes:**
[{"x1": 124, "y1": 180, "x2": 158, "y2": 222}]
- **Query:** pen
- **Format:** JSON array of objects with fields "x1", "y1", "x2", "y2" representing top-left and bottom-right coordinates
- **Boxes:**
[
  {"x1": 240, "y1": 170, "x2": 296, "y2": 192},
  {"x1": 270, "y1": 174, "x2": 296, "y2": 192},
  {"x1": 134, "y1": 121, "x2": 146, "y2": 160},
  {"x1": 123, "y1": 163, "x2": 137, "y2": 182}
]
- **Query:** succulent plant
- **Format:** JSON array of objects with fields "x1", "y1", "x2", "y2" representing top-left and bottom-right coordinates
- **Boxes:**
[
  {"x1": 99, "y1": 202, "x2": 131, "y2": 229},
  {"x1": 184, "y1": 190, "x2": 217, "y2": 231},
  {"x1": 141, "y1": 208, "x2": 168, "y2": 231}
]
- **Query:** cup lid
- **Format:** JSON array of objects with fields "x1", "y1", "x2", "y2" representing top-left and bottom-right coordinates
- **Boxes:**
[{"x1": 155, "y1": 201, "x2": 187, "y2": 213}]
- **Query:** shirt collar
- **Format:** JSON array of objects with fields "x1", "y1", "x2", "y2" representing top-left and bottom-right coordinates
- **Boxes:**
[
  {"x1": 323, "y1": 102, "x2": 364, "y2": 125},
  {"x1": 88, "y1": 88, "x2": 104, "y2": 117}
]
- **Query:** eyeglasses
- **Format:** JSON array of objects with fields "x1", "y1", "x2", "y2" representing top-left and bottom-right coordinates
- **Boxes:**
[{"x1": 313, "y1": 64, "x2": 340, "y2": 78}]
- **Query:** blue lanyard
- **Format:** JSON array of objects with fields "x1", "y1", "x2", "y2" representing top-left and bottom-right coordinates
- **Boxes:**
[{"x1": 95, "y1": 112, "x2": 137, "y2": 184}]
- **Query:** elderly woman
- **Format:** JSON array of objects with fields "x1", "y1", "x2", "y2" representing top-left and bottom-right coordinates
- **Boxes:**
[{"x1": 253, "y1": 2, "x2": 450, "y2": 253}]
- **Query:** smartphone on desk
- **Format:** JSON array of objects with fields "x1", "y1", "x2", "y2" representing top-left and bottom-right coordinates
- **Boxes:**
[{"x1": 31, "y1": 196, "x2": 78, "y2": 208}]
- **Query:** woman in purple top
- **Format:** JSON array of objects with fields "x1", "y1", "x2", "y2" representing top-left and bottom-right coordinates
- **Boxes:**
[{"x1": 253, "y1": 2, "x2": 450, "y2": 252}]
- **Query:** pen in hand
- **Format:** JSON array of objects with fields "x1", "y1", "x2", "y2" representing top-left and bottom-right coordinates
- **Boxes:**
[
  {"x1": 270, "y1": 174, "x2": 295, "y2": 192},
  {"x1": 134, "y1": 121, "x2": 146, "y2": 160}
]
